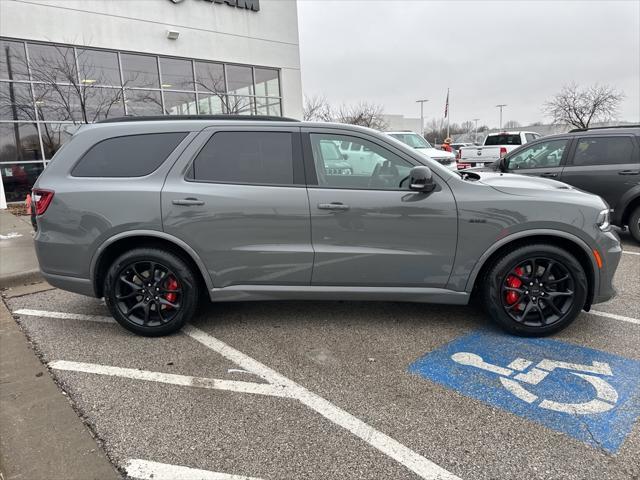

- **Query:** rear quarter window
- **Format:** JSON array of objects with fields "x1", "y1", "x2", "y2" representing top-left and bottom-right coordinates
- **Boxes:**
[{"x1": 71, "y1": 132, "x2": 188, "y2": 177}]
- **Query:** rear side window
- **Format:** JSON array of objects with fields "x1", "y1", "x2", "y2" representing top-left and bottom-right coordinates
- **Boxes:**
[
  {"x1": 484, "y1": 134, "x2": 522, "y2": 146},
  {"x1": 571, "y1": 136, "x2": 636, "y2": 166},
  {"x1": 72, "y1": 132, "x2": 188, "y2": 177},
  {"x1": 191, "y1": 131, "x2": 294, "y2": 185}
]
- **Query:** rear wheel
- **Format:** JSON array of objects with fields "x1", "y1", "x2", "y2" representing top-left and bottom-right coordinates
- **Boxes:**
[
  {"x1": 104, "y1": 248, "x2": 199, "y2": 336},
  {"x1": 483, "y1": 244, "x2": 588, "y2": 336},
  {"x1": 628, "y1": 206, "x2": 640, "y2": 243}
]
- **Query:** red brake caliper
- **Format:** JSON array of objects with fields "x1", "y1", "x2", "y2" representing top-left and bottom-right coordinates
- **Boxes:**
[
  {"x1": 164, "y1": 276, "x2": 179, "y2": 309},
  {"x1": 505, "y1": 267, "x2": 524, "y2": 307}
]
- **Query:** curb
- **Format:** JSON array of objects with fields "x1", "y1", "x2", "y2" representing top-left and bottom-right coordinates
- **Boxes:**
[{"x1": 0, "y1": 270, "x2": 43, "y2": 289}]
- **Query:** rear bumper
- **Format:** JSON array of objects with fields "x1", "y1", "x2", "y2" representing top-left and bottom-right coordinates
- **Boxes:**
[{"x1": 41, "y1": 271, "x2": 95, "y2": 297}]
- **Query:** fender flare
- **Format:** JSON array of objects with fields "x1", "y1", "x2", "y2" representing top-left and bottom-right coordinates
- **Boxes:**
[
  {"x1": 90, "y1": 229, "x2": 214, "y2": 295},
  {"x1": 464, "y1": 228, "x2": 599, "y2": 294}
]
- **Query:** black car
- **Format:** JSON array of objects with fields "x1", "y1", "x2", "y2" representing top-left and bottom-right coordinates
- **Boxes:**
[{"x1": 467, "y1": 125, "x2": 640, "y2": 242}]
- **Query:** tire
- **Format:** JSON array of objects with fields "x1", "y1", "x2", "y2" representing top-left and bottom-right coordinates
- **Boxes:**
[
  {"x1": 482, "y1": 244, "x2": 588, "y2": 336},
  {"x1": 628, "y1": 206, "x2": 640, "y2": 244},
  {"x1": 104, "y1": 248, "x2": 200, "y2": 337}
]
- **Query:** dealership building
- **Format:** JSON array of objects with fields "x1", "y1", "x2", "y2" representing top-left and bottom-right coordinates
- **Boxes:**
[{"x1": 0, "y1": 0, "x2": 303, "y2": 203}]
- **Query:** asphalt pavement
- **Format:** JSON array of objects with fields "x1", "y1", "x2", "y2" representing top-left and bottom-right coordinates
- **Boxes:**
[{"x1": 3, "y1": 233, "x2": 639, "y2": 480}]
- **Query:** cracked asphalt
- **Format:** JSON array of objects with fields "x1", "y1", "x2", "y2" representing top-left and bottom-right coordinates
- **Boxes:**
[{"x1": 3, "y1": 232, "x2": 639, "y2": 480}]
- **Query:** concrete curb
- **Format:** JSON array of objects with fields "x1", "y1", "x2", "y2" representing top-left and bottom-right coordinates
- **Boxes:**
[
  {"x1": 0, "y1": 269, "x2": 43, "y2": 289},
  {"x1": 0, "y1": 299, "x2": 121, "y2": 480}
]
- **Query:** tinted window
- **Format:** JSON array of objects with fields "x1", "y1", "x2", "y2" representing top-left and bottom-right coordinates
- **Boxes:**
[
  {"x1": 484, "y1": 134, "x2": 522, "y2": 146},
  {"x1": 506, "y1": 139, "x2": 568, "y2": 170},
  {"x1": 192, "y1": 131, "x2": 293, "y2": 185},
  {"x1": 571, "y1": 136, "x2": 635, "y2": 166},
  {"x1": 72, "y1": 132, "x2": 187, "y2": 177},
  {"x1": 310, "y1": 134, "x2": 412, "y2": 190}
]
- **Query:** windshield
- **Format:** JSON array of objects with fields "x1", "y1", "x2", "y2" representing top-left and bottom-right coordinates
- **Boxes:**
[
  {"x1": 484, "y1": 134, "x2": 522, "y2": 146},
  {"x1": 389, "y1": 133, "x2": 432, "y2": 149}
]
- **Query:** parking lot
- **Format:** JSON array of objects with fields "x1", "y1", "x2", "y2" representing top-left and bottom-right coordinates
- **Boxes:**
[{"x1": 4, "y1": 232, "x2": 640, "y2": 480}]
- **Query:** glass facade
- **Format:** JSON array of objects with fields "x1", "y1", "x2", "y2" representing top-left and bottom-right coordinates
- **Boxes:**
[{"x1": 0, "y1": 37, "x2": 283, "y2": 202}]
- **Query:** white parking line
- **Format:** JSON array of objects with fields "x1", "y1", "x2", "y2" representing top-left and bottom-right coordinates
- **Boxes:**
[
  {"x1": 15, "y1": 308, "x2": 460, "y2": 480},
  {"x1": 13, "y1": 309, "x2": 114, "y2": 323},
  {"x1": 587, "y1": 310, "x2": 640, "y2": 326},
  {"x1": 126, "y1": 459, "x2": 263, "y2": 480},
  {"x1": 183, "y1": 325, "x2": 460, "y2": 480},
  {"x1": 49, "y1": 360, "x2": 294, "y2": 398}
]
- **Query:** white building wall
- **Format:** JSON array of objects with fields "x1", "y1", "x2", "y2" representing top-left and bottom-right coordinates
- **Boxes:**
[{"x1": 0, "y1": 0, "x2": 303, "y2": 117}]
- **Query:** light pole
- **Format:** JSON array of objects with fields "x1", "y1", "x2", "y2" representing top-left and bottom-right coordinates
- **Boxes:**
[
  {"x1": 416, "y1": 99, "x2": 428, "y2": 136},
  {"x1": 496, "y1": 104, "x2": 507, "y2": 130},
  {"x1": 473, "y1": 118, "x2": 480, "y2": 144}
]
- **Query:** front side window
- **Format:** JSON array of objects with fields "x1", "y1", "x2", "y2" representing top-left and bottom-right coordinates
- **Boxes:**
[
  {"x1": 191, "y1": 131, "x2": 294, "y2": 185},
  {"x1": 310, "y1": 134, "x2": 412, "y2": 190},
  {"x1": 506, "y1": 139, "x2": 568, "y2": 170},
  {"x1": 71, "y1": 132, "x2": 187, "y2": 177},
  {"x1": 571, "y1": 136, "x2": 635, "y2": 166}
]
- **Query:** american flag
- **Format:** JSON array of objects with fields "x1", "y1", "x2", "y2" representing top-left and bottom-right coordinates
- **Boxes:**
[{"x1": 444, "y1": 89, "x2": 449, "y2": 118}]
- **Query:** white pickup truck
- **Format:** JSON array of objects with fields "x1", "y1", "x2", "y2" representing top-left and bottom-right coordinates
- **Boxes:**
[{"x1": 457, "y1": 131, "x2": 541, "y2": 169}]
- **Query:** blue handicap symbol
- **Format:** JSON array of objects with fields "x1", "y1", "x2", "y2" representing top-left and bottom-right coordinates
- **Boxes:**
[{"x1": 408, "y1": 330, "x2": 640, "y2": 453}]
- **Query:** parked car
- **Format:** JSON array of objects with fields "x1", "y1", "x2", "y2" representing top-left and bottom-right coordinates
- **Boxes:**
[
  {"x1": 32, "y1": 115, "x2": 620, "y2": 338},
  {"x1": 386, "y1": 131, "x2": 457, "y2": 171},
  {"x1": 457, "y1": 131, "x2": 542, "y2": 169},
  {"x1": 465, "y1": 125, "x2": 640, "y2": 242}
]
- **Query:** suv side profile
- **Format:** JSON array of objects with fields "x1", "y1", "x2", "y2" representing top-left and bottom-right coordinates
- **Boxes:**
[
  {"x1": 469, "y1": 126, "x2": 640, "y2": 242},
  {"x1": 32, "y1": 116, "x2": 621, "y2": 337}
]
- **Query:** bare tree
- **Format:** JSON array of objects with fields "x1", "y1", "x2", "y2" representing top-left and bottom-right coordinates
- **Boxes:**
[
  {"x1": 503, "y1": 120, "x2": 521, "y2": 129},
  {"x1": 543, "y1": 83, "x2": 624, "y2": 129},
  {"x1": 303, "y1": 95, "x2": 333, "y2": 121},
  {"x1": 333, "y1": 101, "x2": 388, "y2": 130}
]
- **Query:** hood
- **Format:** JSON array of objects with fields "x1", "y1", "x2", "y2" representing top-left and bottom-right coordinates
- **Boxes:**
[{"x1": 415, "y1": 147, "x2": 455, "y2": 159}]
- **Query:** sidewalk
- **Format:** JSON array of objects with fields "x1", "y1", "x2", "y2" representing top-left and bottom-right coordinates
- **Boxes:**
[{"x1": 0, "y1": 209, "x2": 41, "y2": 288}]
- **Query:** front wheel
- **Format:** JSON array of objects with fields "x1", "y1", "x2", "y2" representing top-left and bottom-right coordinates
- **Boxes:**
[
  {"x1": 628, "y1": 206, "x2": 640, "y2": 243},
  {"x1": 104, "y1": 248, "x2": 200, "y2": 336},
  {"x1": 483, "y1": 244, "x2": 588, "y2": 336}
]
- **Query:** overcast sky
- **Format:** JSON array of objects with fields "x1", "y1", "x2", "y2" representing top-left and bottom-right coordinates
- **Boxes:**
[{"x1": 297, "y1": 0, "x2": 640, "y2": 128}]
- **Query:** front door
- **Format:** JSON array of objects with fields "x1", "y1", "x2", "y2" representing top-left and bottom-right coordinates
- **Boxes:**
[
  {"x1": 559, "y1": 135, "x2": 639, "y2": 212},
  {"x1": 162, "y1": 126, "x2": 313, "y2": 288},
  {"x1": 504, "y1": 137, "x2": 570, "y2": 180},
  {"x1": 304, "y1": 130, "x2": 458, "y2": 288}
]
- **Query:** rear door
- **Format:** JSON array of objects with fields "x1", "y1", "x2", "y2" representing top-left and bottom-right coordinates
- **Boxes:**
[
  {"x1": 559, "y1": 135, "x2": 639, "y2": 210},
  {"x1": 504, "y1": 137, "x2": 571, "y2": 179},
  {"x1": 162, "y1": 125, "x2": 313, "y2": 288}
]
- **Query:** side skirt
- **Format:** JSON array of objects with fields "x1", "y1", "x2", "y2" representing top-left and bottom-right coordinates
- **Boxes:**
[{"x1": 208, "y1": 285, "x2": 470, "y2": 305}]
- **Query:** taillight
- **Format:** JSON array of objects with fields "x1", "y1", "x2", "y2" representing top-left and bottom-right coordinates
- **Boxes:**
[
  {"x1": 499, "y1": 147, "x2": 508, "y2": 158},
  {"x1": 32, "y1": 189, "x2": 54, "y2": 215}
]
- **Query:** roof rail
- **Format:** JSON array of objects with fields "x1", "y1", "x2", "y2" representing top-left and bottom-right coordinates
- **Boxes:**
[
  {"x1": 569, "y1": 124, "x2": 640, "y2": 133},
  {"x1": 97, "y1": 114, "x2": 300, "y2": 124}
]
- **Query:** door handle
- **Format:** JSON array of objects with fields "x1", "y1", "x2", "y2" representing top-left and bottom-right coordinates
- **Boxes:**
[
  {"x1": 618, "y1": 170, "x2": 640, "y2": 176},
  {"x1": 318, "y1": 202, "x2": 350, "y2": 211},
  {"x1": 172, "y1": 198, "x2": 205, "y2": 206},
  {"x1": 540, "y1": 172, "x2": 558, "y2": 178}
]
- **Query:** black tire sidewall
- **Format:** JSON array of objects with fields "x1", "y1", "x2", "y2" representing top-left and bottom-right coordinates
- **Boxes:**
[
  {"x1": 629, "y1": 207, "x2": 640, "y2": 243},
  {"x1": 483, "y1": 244, "x2": 588, "y2": 336},
  {"x1": 104, "y1": 248, "x2": 199, "y2": 336}
]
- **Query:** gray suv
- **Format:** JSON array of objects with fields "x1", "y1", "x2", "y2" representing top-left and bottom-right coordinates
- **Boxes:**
[{"x1": 32, "y1": 116, "x2": 621, "y2": 337}]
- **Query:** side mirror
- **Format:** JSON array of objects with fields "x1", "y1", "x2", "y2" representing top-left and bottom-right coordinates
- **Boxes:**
[{"x1": 409, "y1": 166, "x2": 436, "y2": 193}]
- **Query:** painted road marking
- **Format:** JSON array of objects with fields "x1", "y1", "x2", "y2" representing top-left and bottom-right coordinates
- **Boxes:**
[
  {"x1": 49, "y1": 360, "x2": 294, "y2": 399},
  {"x1": 126, "y1": 459, "x2": 263, "y2": 480},
  {"x1": 410, "y1": 331, "x2": 640, "y2": 453},
  {"x1": 16, "y1": 308, "x2": 459, "y2": 480},
  {"x1": 587, "y1": 310, "x2": 640, "y2": 325},
  {"x1": 14, "y1": 309, "x2": 114, "y2": 323}
]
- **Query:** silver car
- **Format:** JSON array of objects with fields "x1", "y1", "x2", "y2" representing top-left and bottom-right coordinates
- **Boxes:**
[{"x1": 32, "y1": 116, "x2": 621, "y2": 337}]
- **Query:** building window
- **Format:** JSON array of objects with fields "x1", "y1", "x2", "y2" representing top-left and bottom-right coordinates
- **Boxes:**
[{"x1": 0, "y1": 36, "x2": 283, "y2": 202}]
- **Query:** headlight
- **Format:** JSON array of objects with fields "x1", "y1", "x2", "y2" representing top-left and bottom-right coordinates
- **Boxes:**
[{"x1": 596, "y1": 209, "x2": 611, "y2": 231}]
